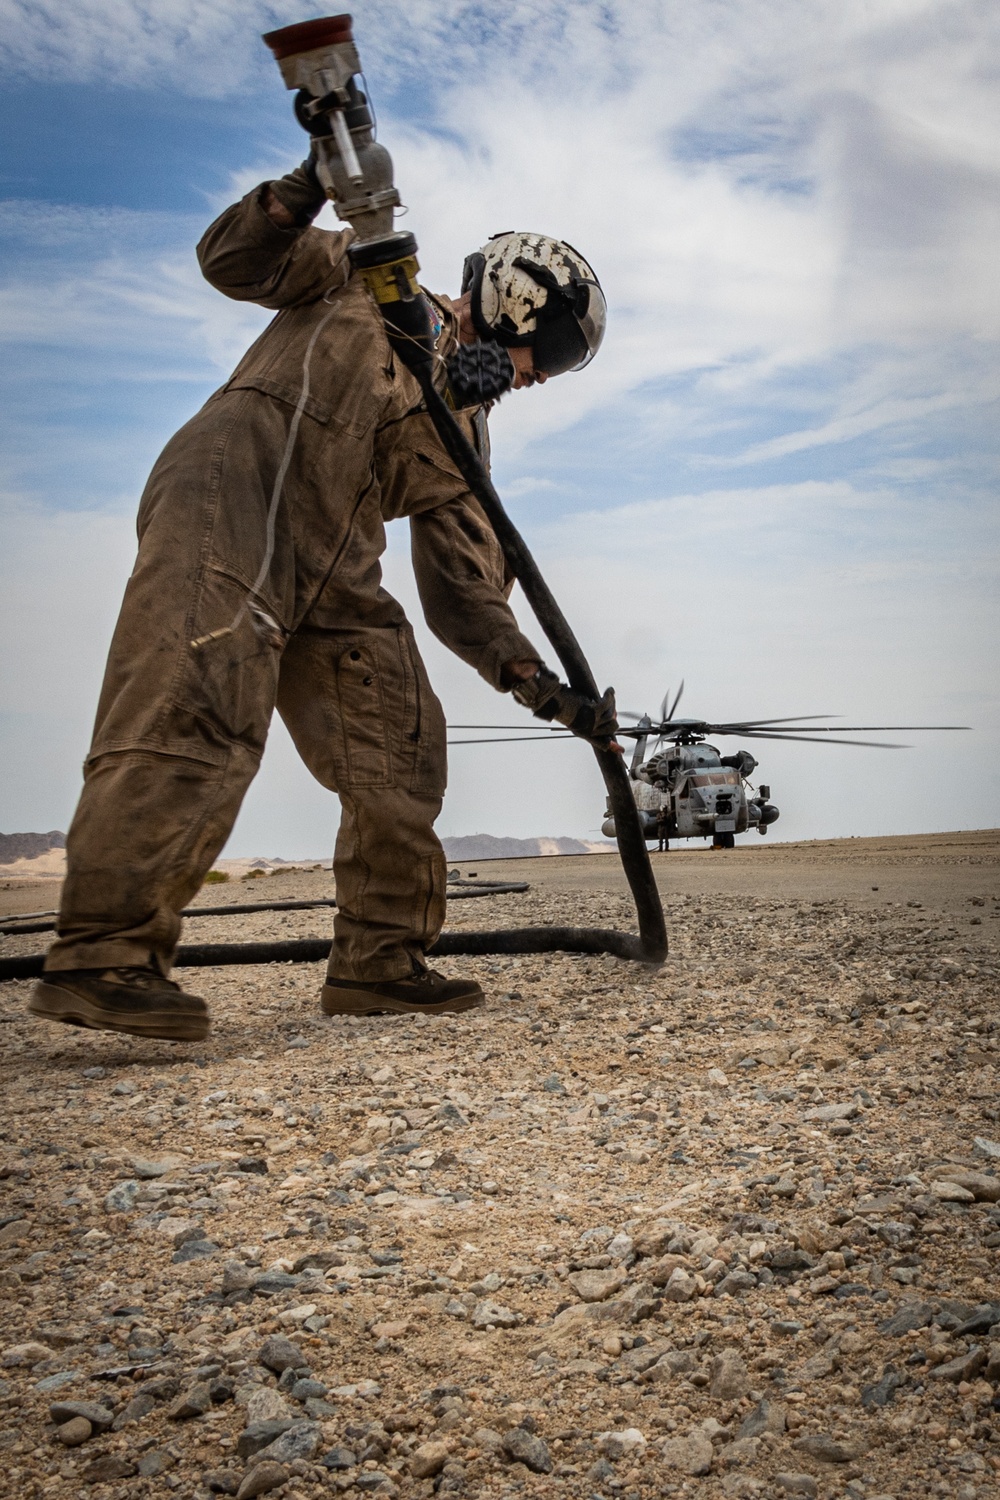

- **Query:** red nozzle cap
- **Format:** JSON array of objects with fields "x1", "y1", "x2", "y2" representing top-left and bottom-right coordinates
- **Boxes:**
[{"x1": 262, "y1": 14, "x2": 354, "y2": 60}]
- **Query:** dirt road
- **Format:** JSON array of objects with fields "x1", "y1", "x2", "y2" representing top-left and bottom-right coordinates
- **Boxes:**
[{"x1": 0, "y1": 830, "x2": 998, "y2": 1500}]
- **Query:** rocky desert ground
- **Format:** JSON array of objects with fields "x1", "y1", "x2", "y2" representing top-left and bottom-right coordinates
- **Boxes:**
[{"x1": 0, "y1": 829, "x2": 998, "y2": 1500}]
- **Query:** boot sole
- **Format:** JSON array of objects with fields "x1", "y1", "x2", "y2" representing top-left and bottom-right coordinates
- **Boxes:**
[
  {"x1": 321, "y1": 985, "x2": 484, "y2": 1017},
  {"x1": 29, "y1": 981, "x2": 209, "y2": 1042}
]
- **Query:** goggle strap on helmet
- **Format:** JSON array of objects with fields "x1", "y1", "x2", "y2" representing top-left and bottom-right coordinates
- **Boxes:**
[
  {"x1": 510, "y1": 255, "x2": 596, "y2": 374},
  {"x1": 512, "y1": 256, "x2": 578, "y2": 319}
]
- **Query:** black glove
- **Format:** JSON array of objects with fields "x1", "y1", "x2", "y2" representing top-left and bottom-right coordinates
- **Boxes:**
[
  {"x1": 446, "y1": 340, "x2": 515, "y2": 408},
  {"x1": 266, "y1": 154, "x2": 326, "y2": 228},
  {"x1": 512, "y1": 665, "x2": 618, "y2": 743}
]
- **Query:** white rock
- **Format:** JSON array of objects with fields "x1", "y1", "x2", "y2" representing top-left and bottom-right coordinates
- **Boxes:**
[
  {"x1": 929, "y1": 1180, "x2": 975, "y2": 1202},
  {"x1": 472, "y1": 1299, "x2": 518, "y2": 1328},
  {"x1": 567, "y1": 1268, "x2": 625, "y2": 1303},
  {"x1": 802, "y1": 1101, "x2": 858, "y2": 1123},
  {"x1": 245, "y1": 1388, "x2": 294, "y2": 1424},
  {"x1": 606, "y1": 1233, "x2": 634, "y2": 1261},
  {"x1": 928, "y1": 1167, "x2": 1000, "y2": 1202},
  {"x1": 597, "y1": 1427, "x2": 647, "y2": 1460},
  {"x1": 131, "y1": 1154, "x2": 185, "y2": 1178},
  {"x1": 156, "y1": 1216, "x2": 201, "y2": 1241},
  {"x1": 277, "y1": 1303, "x2": 318, "y2": 1326},
  {"x1": 661, "y1": 1429, "x2": 713, "y2": 1475},
  {"x1": 663, "y1": 1268, "x2": 698, "y2": 1303},
  {"x1": 1, "y1": 1341, "x2": 51, "y2": 1368}
]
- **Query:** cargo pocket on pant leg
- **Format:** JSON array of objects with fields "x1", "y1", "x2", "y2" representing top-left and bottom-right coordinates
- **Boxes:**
[{"x1": 335, "y1": 643, "x2": 393, "y2": 788}]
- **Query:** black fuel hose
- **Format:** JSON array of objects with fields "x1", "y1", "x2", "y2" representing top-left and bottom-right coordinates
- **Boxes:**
[
  {"x1": 414, "y1": 371, "x2": 667, "y2": 965},
  {"x1": 0, "y1": 882, "x2": 527, "y2": 937},
  {"x1": 0, "y1": 924, "x2": 649, "y2": 982}
]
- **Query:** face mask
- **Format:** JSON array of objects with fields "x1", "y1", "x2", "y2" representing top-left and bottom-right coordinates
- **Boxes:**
[{"x1": 445, "y1": 341, "x2": 515, "y2": 409}]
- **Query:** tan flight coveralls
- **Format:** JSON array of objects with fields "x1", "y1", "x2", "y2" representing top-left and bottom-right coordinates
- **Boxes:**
[{"x1": 45, "y1": 177, "x2": 540, "y2": 982}]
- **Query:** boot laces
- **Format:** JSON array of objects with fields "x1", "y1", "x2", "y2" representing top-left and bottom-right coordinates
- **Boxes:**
[{"x1": 102, "y1": 967, "x2": 178, "y2": 992}]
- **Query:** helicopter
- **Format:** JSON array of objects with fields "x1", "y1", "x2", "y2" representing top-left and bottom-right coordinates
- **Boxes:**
[
  {"x1": 449, "y1": 682, "x2": 969, "y2": 850},
  {"x1": 604, "y1": 684, "x2": 779, "y2": 850}
]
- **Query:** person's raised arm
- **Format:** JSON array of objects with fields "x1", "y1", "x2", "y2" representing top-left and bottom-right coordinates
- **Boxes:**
[{"x1": 196, "y1": 160, "x2": 353, "y2": 310}]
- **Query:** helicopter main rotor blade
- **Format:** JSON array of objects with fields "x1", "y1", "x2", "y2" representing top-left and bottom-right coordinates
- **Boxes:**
[
  {"x1": 667, "y1": 680, "x2": 685, "y2": 720},
  {"x1": 730, "y1": 729, "x2": 909, "y2": 748},
  {"x1": 448, "y1": 733, "x2": 574, "y2": 745},
  {"x1": 447, "y1": 724, "x2": 571, "y2": 731},
  {"x1": 698, "y1": 715, "x2": 837, "y2": 731},
  {"x1": 776, "y1": 725, "x2": 970, "y2": 732}
]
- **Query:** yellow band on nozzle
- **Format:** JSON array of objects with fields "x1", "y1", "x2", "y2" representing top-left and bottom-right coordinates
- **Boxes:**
[{"x1": 357, "y1": 255, "x2": 421, "y2": 305}]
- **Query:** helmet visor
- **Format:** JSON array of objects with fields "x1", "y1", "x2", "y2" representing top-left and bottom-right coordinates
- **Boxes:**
[
  {"x1": 534, "y1": 279, "x2": 607, "y2": 376},
  {"x1": 571, "y1": 280, "x2": 607, "y2": 370}
]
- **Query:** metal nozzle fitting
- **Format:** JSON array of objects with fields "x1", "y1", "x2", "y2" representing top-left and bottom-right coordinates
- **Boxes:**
[{"x1": 262, "y1": 14, "x2": 400, "y2": 243}]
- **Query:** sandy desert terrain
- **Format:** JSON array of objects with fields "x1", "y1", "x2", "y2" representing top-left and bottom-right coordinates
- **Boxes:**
[{"x1": 0, "y1": 830, "x2": 998, "y2": 1500}]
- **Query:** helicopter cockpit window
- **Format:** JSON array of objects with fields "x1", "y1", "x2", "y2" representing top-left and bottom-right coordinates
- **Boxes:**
[{"x1": 689, "y1": 771, "x2": 741, "y2": 789}]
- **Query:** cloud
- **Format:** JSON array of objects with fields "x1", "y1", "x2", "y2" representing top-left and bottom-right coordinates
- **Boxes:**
[
  {"x1": 733, "y1": 377, "x2": 997, "y2": 465},
  {"x1": 4, "y1": 1, "x2": 998, "y2": 460},
  {"x1": 2, "y1": 0, "x2": 998, "y2": 852},
  {"x1": 3, "y1": 465, "x2": 996, "y2": 853},
  {"x1": 375, "y1": 471, "x2": 1000, "y2": 847},
  {"x1": 0, "y1": 492, "x2": 139, "y2": 831},
  {"x1": 0, "y1": 199, "x2": 269, "y2": 371}
]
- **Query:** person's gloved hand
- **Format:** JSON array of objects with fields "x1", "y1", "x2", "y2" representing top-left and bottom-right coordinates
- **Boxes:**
[
  {"x1": 512, "y1": 665, "x2": 619, "y2": 743},
  {"x1": 265, "y1": 152, "x2": 327, "y2": 228}
]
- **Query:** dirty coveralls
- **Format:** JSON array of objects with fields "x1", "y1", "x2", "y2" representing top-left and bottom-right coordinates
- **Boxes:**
[{"x1": 44, "y1": 174, "x2": 541, "y2": 983}]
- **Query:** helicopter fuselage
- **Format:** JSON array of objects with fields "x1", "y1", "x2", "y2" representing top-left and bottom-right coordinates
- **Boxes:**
[{"x1": 602, "y1": 739, "x2": 779, "y2": 847}]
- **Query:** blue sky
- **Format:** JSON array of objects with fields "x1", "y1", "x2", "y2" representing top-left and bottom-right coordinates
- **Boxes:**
[{"x1": 1, "y1": 0, "x2": 998, "y2": 856}]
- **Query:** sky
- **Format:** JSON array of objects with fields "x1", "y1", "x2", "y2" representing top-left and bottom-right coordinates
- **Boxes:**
[{"x1": 1, "y1": 0, "x2": 998, "y2": 859}]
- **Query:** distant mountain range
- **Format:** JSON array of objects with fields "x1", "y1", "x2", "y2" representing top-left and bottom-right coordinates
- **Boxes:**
[
  {"x1": 441, "y1": 834, "x2": 610, "y2": 860},
  {"x1": 0, "y1": 829, "x2": 610, "y2": 870},
  {"x1": 0, "y1": 830, "x2": 66, "y2": 863}
]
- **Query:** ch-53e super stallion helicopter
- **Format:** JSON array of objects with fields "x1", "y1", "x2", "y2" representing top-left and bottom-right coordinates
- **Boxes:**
[{"x1": 450, "y1": 683, "x2": 968, "y2": 850}]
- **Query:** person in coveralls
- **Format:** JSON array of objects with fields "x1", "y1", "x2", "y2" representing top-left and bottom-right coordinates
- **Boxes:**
[{"x1": 29, "y1": 161, "x2": 611, "y2": 1042}]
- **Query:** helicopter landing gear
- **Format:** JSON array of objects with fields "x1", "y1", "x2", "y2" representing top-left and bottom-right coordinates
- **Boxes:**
[{"x1": 712, "y1": 832, "x2": 735, "y2": 849}]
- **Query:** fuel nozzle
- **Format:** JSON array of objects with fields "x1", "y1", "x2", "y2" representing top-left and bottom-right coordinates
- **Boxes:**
[
  {"x1": 262, "y1": 14, "x2": 435, "y2": 371},
  {"x1": 262, "y1": 14, "x2": 398, "y2": 240}
]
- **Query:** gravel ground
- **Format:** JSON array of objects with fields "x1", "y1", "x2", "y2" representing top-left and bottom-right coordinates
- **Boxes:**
[{"x1": 0, "y1": 830, "x2": 998, "y2": 1500}]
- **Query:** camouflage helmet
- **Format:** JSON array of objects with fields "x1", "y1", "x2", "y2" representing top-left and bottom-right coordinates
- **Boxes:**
[{"x1": 461, "y1": 231, "x2": 606, "y2": 376}]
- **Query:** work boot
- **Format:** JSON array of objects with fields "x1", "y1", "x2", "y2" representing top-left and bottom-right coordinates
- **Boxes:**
[
  {"x1": 29, "y1": 967, "x2": 209, "y2": 1041},
  {"x1": 321, "y1": 966, "x2": 485, "y2": 1017}
]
